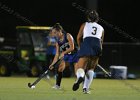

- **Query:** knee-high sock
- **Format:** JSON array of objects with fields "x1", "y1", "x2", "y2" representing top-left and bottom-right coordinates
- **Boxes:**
[
  {"x1": 56, "y1": 72, "x2": 62, "y2": 86},
  {"x1": 83, "y1": 70, "x2": 94, "y2": 89},
  {"x1": 76, "y1": 68, "x2": 85, "y2": 78}
]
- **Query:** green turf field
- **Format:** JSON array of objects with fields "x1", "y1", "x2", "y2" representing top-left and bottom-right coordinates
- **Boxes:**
[{"x1": 0, "y1": 77, "x2": 140, "y2": 100}]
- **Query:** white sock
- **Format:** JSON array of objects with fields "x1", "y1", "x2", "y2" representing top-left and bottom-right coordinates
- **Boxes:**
[
  {"x1": 83, "y1": 70, "x2": 94, "y2": 89},
  {"x1": 76, "y1": 68, "x2": 85, "y2": 78}
]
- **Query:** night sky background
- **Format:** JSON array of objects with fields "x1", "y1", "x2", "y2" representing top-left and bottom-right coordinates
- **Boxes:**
[{"x1": 0, "y1": 0, "x2": 140, "y2": 42}]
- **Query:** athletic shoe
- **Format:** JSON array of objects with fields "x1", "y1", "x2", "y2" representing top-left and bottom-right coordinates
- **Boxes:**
[
  {"x1": 83, "y1": 88, "x2": 91, "y2": 94},
  {"x1": 46, "y1": 75, "x2": 50, "y2": 79},
  {"x1": 72, "y1": 77, "x2": 84, "y2": 91},
  {"x1": 52, "y1": 85, "x2": 61, "y2": 89}
]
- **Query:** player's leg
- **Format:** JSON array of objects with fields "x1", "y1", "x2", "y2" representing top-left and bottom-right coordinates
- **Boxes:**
[
  {"x1": 52, "y1": 60, "x2": 65, "y2": 89},
  {"x1": 83, "y1": 57, "x2": 99, "y2": 94},
  {"x1": 72, "y1": 57, "x2": 88, "y2": 91},
  {"x1": 83, "y1": 69, "x2": 94, "y2": 94}
]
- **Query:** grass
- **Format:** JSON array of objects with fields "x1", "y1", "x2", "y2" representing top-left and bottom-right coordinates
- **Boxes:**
[{"x1": 0, "y1": 77, "x2": 140, "y2": 100}]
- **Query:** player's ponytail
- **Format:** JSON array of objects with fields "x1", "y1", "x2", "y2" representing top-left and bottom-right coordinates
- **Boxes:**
[
  {"x1": 87, "y1": 10, "x2": 99, "y2": 23},
  {"x1": 52, "y1": 23, "x2": 64, "y2": 32}
]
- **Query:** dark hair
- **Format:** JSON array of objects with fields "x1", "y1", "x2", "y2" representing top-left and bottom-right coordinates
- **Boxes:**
[
  {"x1": 52, "y1": 23, "x2": 64, "y2": 32},
  {"x1": 87, "y1": 10, "x2": 99, "y2": 22}
]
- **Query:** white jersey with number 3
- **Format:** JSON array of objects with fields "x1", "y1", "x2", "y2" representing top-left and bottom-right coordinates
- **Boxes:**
[{"x1": 83, "y1": 22, "x2": 104, "y2": 40}]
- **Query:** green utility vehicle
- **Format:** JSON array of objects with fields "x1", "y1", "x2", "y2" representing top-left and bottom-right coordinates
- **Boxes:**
[{"x1": 0, "y1": 26, "x2": 51, "y2": 77}]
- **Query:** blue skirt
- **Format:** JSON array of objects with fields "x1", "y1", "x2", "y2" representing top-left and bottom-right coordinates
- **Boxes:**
[
  {"x1": 78, "y1": 37, "x2": 102, "y2": 57},
  {"x1": 63, "y1": 53, "x2": 78, "y2": 63}
]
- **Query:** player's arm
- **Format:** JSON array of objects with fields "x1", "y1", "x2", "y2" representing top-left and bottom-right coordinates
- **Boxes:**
[
  {"x1": 50, "y1": 42, "x2": 59, "y2": 68},
  {"x1": 61, "y1": 33, "x2": 75, "y2": 56},
  {"x1": 77, "y1": 23, "x2": 85, "y2": 48},
  {"x1": 101, "y1": 30, "x2": 104, "y2": 50}
]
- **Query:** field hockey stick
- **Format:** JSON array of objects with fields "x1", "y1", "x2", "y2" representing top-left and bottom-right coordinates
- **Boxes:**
[
  {"x1": 97, "y1": 64, "x2": 111, "y2": 77},
  {"x1": 28, "y1": 57, "x2": 63, "y2": 88}
]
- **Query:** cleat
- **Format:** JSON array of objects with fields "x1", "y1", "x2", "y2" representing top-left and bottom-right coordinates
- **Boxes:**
[
  {"x1": 72, "y1": 77, "x2": 84, "y2": 91},
  {"x1": 83, "y1": 88, "x2": 91, "y2": 94},
  {"x1": 46, "y1": 75, "x2": 50, "y2": 79},
  {"x1": 52, "y1": 85, "x2": 61, "y2": 89}
]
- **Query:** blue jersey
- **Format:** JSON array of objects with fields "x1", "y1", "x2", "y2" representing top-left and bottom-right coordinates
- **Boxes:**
[
  {"x1": 45, "y1": 36, "x2": 56, "y2": 55},
  {"x1": 57, "y1": 32, "x2": 78, "y2": 63},
  {"x1": 57, "y1": 32, "x2": 77, "y2": 54}
]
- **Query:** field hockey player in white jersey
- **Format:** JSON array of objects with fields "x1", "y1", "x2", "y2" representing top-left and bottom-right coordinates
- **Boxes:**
[{"x1": 73, "y1": 10, "x2": 104, "y2": 94}]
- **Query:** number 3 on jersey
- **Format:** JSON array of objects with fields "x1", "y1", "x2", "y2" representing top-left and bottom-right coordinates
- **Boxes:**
[{"x1": 92, "y1": 27, "x2": 97, "y2": 35}]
